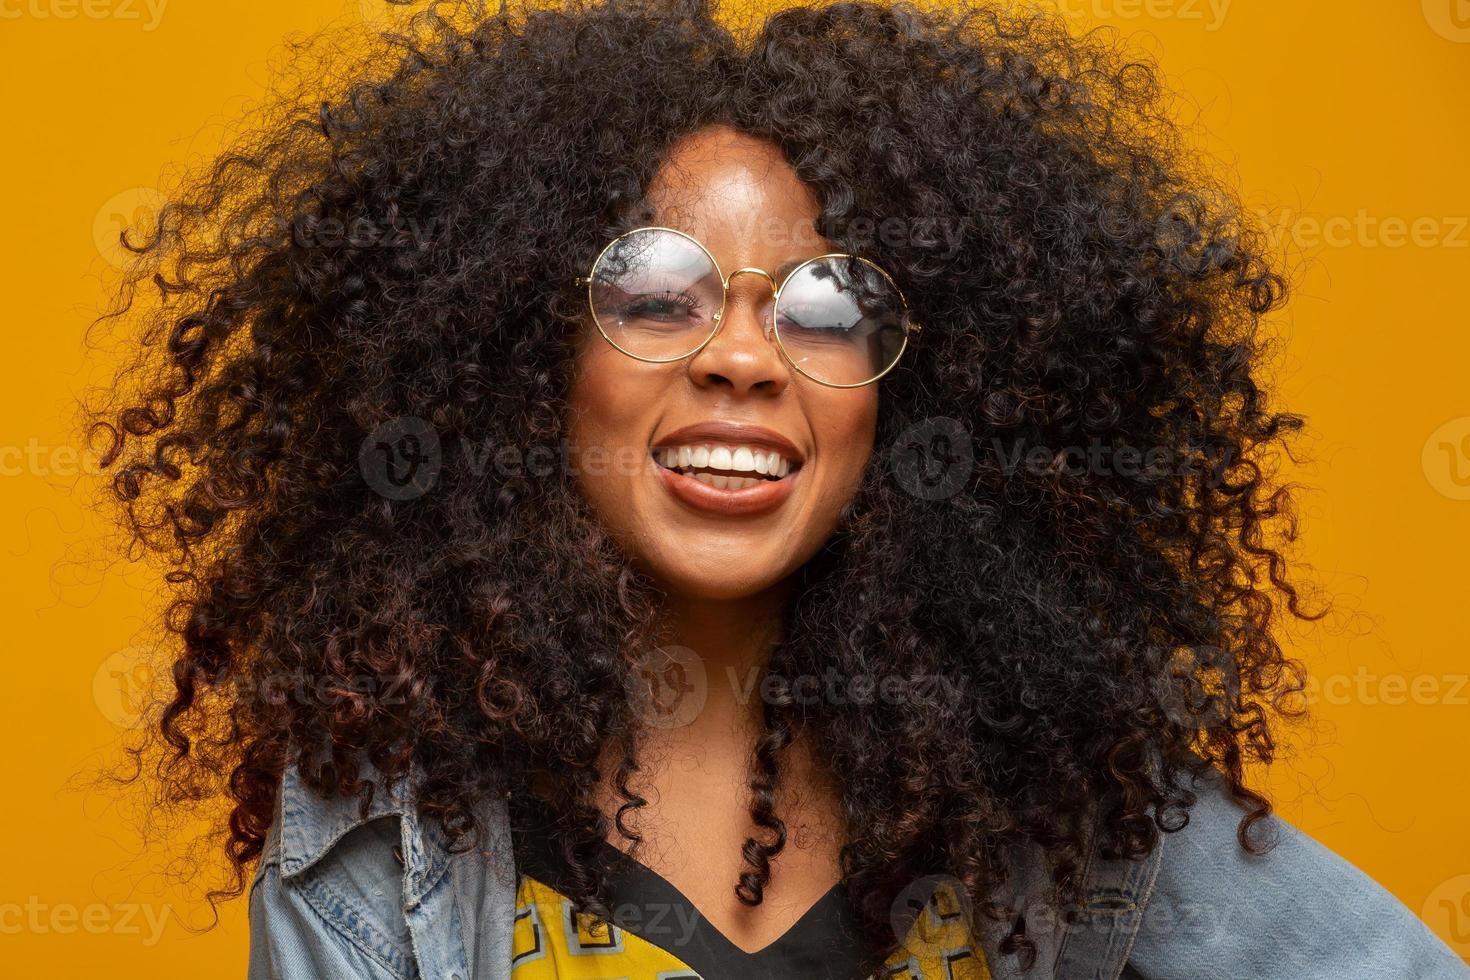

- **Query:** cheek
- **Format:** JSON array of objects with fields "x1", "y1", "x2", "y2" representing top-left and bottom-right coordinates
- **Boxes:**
[
  {"x1": 568, "y1": 351, "x2": 612, "y2": 440},
  {"x1": 566, "y1": 347, "x2": 633, "y2": 504},
  {"x1": 565, "y1": 342, "x2": 669, "y2": 541},
  {"x1": 814, "y1": 388, "x2": 879, "y2": 498}
]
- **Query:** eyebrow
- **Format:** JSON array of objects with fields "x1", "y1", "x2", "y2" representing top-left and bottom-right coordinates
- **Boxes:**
[
  {"x1": 649, "y1": 222, "x2": 839, "y2": 280},
  {"x1": 774, "y1": 249, "x2": 845, "y2": 278},
  {"x1": 774, "y1": 257, "x2": 806, "y2": 281}
]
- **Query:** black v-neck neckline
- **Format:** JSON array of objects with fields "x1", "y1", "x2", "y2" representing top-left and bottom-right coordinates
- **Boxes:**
[{"x1": 509, "y1": 794, "x2": 873, "y2": 979}]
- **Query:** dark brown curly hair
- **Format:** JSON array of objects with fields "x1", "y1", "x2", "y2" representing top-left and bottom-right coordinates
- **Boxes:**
[{"x1": 83, "y1": 0, "x2": 1322, "y2": 971}]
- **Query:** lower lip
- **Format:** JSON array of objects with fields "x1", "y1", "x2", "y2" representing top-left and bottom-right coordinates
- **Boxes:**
[{"x1": 654, "y1": 460, "x2": 800, "y2": 517}]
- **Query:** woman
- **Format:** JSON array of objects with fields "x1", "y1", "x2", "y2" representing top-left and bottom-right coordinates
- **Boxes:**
[{"x1": 87, "y1": 0, "x2": 1468, "y2": 977}]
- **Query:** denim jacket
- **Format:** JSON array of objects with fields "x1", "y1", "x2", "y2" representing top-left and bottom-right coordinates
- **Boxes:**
[{"x1": 248, "y1": 763, "x2": 1468, "y2": 979}]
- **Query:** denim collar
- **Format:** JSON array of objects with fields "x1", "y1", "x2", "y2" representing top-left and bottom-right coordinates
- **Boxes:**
[
  {"x1": 277, "y1": 759, "x2": 452, "y2": 910},
  {"x1": 272, "y1": 751, "x2": 1165, "y2": 978}
]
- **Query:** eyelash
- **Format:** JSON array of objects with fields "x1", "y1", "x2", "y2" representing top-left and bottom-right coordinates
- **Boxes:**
[{"x1": 627, "y1": 290, "x2": 705, "y2": 315}]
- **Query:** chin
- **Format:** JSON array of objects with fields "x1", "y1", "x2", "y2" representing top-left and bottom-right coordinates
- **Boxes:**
[{"x1": 642, "y1": 552, "x2": 794, "y2": 603}]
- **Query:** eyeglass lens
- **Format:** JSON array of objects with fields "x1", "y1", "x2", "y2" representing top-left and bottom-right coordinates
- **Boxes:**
[{"x1": 588, "y1": 228, "x2": 908, "y2": 386}]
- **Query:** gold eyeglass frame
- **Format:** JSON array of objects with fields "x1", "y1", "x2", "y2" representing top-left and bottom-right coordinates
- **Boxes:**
[{"x1": 573, "y1": 225, "x2": 921, "y2": 389}]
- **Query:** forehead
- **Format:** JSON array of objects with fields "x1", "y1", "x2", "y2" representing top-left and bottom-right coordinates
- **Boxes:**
[{"x1": 643, "y1": 125, "x2": 832, "y2": 260}]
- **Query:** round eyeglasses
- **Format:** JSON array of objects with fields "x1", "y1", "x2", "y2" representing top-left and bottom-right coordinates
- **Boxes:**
[{"x1": 574, "y1": 226, "x2": 921, "y2": 388}]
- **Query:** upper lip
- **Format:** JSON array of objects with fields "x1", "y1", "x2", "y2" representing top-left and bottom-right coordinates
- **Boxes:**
[{"x1": 652, "y1": 421, "x2": 805, "y2": 465}]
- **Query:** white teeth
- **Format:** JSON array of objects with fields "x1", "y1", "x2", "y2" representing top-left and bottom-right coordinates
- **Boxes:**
[
  {"x1": 690, "y1": 472, "x2": 761, "y2": 490},
  {"x1": 651, "y1": 441, "x2": 800, "y2": 484}
]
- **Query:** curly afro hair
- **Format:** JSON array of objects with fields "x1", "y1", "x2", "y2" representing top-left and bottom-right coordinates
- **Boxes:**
[{"x1": 84, "y1": 0, "x2": 1321, "y2": 970}]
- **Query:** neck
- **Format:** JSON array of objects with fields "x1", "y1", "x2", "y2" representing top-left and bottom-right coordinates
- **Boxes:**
[{"x1": 645, "y1": 577, "x2": 794, "y2": 730}]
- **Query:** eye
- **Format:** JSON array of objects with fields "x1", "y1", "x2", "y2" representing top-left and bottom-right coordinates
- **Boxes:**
[
  {"x1": 618, "y1": 289, "x2": 706, "y2": 323},
  {"x1": 779, "y1": 301, "x2": 856, "y2": 335}
]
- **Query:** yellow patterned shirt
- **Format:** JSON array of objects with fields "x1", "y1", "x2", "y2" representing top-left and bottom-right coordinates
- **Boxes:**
[{"x1": 508, "y1": 799, "x2": 991, "y2": 980}]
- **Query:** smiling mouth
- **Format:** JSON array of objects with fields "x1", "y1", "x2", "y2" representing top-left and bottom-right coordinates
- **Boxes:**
[{"x1": 651, "y1": 443, "x2": 802, "y2": 491}]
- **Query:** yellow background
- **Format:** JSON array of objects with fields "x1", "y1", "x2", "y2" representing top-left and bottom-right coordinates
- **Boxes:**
[{"x1": 1, "y1": 0, "x2": 1467, "y2": 973}]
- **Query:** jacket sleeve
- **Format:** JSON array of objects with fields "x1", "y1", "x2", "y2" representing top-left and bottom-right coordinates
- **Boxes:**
[
  {"x1": 247, "y1": 817, "x2": 420, "y2": 980},
  {"x1": 1126, "y1": 773, "x2": 1469, "y2": 980}
]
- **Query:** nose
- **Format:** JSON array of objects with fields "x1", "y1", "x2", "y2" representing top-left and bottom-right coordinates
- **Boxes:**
[{"x1": 687, "y1": 268, "x2": 792, "y2": 396}]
